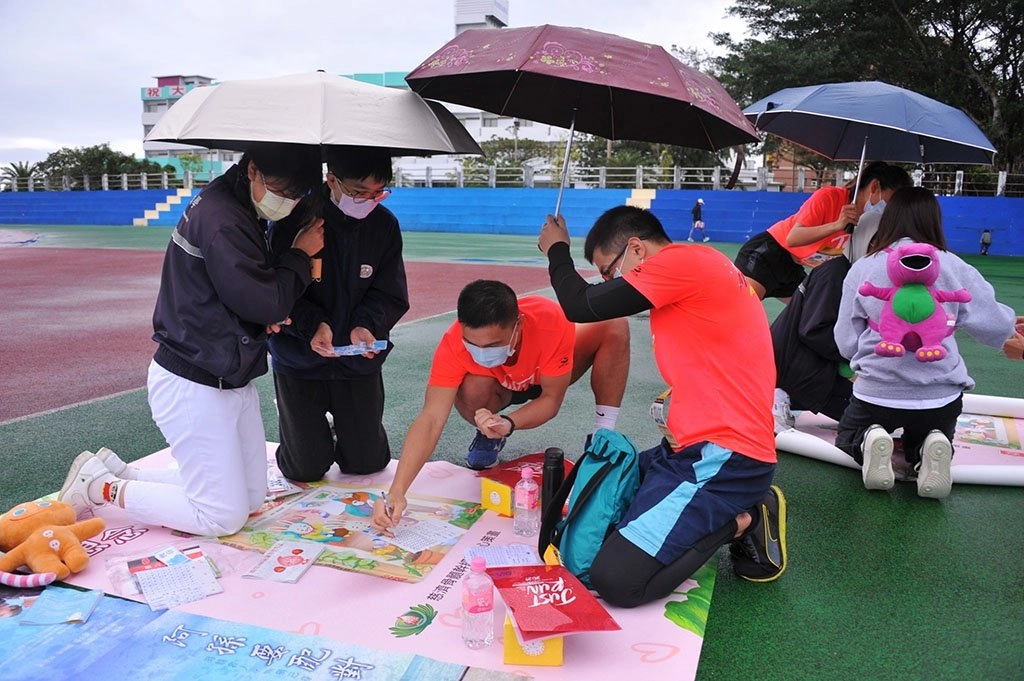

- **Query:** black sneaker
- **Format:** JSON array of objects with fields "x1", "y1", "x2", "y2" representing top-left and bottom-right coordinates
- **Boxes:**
[{"x1": 730, "y1": 485, "x2": 788, "y2": 582}]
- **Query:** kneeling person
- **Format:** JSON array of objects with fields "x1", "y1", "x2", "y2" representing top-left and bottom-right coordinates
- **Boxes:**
[
  {"x1": 371, "y1": 279, "x2": 628, "y2": 527},
  {"x1": 538, "y1": 205, "x2": 788, "y2": 608}
]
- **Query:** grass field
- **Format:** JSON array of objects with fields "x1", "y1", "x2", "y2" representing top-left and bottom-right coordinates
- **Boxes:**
[{"x1": 1, "y1": 224, "x2": 1022, "y2": 680}]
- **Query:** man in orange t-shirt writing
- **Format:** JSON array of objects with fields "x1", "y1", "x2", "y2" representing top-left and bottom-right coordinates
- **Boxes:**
[
  {"x1": 370, "y1": 279, "x2": 629, "y2": 530},
  {"x1": 536, "y1": 204, "x2": 787, "y2": 608},
  {"x1": 734, "y1": 161, "x2": 912, "y2": 302}
]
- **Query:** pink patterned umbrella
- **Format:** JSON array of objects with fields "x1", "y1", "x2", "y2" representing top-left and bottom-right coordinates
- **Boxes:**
[{"x1": 406, "y1": 25, "x2": 757, "y2": 212}]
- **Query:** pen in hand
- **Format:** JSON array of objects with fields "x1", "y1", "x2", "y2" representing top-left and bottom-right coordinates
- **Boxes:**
[{"x1": 381, "y1": 490, "x2": 395, "y2": 521}]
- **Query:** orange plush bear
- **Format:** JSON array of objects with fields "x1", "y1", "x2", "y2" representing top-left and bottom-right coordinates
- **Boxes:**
[{"x1": 0, "y1": 499, "x2": 105, "y2": 580}]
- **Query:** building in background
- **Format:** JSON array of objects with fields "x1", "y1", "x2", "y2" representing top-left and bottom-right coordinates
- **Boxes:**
[
  {"x1": 455, "y1": 0, "x2": 508, "y2": 33},
  {"x1": 140, "y1": 74, "x2": 243, "y2": 178},
  {"x1": 138, "y1": 1, "x2": 568, "y2": 184}
]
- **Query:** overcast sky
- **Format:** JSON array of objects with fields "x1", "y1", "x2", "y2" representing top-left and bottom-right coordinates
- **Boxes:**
[{"x1": 0, "y1": 0, "x2": 748, "y2": 166}]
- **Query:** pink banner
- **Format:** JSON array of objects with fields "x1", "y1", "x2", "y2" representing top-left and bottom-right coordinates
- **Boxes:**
[{"x1": 64, "y1": 444, "x2": 712, "y2": 680}]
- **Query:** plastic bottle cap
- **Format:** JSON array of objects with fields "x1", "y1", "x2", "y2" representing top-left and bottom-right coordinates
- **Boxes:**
[
  {"x1": 521, "y1": 467, "x2": 535, "y2": 479},
  {"x1": 470, "y1": 556, "x2": 486, "y2": 571}
]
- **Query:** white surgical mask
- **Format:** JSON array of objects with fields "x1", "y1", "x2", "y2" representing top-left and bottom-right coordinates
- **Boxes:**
[
  {"x1": 865, "y1": 197, "x2": 886, "y2": 214},
  {"x1": 463, "y1": 319, "x2": 519, "y2": 368},
  {"x1": 252, "y1": 175, "x2": 299, "y2": 222}
]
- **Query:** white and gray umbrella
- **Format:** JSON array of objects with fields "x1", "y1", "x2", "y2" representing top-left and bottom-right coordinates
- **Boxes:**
[{"x1": 145, "y1": 71, "x2": 481, "y2": 157}]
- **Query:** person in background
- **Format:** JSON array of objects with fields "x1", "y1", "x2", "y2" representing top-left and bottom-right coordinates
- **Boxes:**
[
  {"x1": 834, "y1": 187, "x2": 1016, "y2": 499},
  {"x1": 370, "y1": 279, "x2": 629, "y2": 530},
  {"x1": 59, "y1": 143, "x2": 324, "y2": 536},
  {"x1": 530, "y1": 205, "x2": 788, "y2": 608},
  {"x1": 979, "y1": 229, "x2": 992, "y2": 255},
  {"x1": 268, "y1": 147, "x2": 409, "y2": 482},
  {"x1": 687, "y1": 197, "x2": 710, "y2": 242}
]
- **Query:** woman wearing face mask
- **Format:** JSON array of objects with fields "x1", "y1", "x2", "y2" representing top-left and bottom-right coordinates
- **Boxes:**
[
  {"x1": 58, "y1": 143, "x2": 324, "y2": 538},
  {"x1": 734, "y1": 161, "x2": 912, "y2": 304},
  {"x1": 267, "y1": 146, "x2": 410, "y2": 484}
]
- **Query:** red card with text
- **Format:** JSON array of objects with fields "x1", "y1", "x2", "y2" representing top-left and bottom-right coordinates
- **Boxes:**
[{"x1": 487, "y1": 564, "x2": 620, "y2": 642}]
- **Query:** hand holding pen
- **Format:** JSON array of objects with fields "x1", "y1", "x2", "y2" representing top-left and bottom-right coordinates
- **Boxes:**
[{"x1": 371, "y1": 490, "x2": 404, "y2": 537}]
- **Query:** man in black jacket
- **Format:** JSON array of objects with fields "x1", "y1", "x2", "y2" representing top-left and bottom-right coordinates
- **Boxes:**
[
  {"x1": 269, "y1": 146, "x2": 409, "y2": 482},
  {"x1": 59, "y1": 143, "x2": 323, "y2": 536}
]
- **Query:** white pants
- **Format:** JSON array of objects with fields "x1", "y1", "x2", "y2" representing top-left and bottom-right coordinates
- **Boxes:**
[{"x1": 130, "y1": 361, "x2": 267, "y2": 536}]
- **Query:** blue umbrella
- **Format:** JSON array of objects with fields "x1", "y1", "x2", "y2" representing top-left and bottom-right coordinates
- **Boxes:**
[{"x1": 743, "y1": 80, "x2": 996, "y2": 165}]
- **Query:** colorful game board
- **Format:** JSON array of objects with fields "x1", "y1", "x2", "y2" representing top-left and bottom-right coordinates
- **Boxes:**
[{"x1": 220, "y1": 484, "x2": 485, "y2": 583}]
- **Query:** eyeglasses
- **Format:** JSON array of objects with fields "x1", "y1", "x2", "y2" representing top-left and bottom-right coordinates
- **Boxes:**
[
  {"x1": 335, "y1": 178, "x2": 391, "y2": 204},
  {"x1": 598, "y1": 244, "x2": 629, "y2": 279}
]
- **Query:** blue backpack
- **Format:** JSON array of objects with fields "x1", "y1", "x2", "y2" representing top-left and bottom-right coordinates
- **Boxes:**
[{"x1": 538, "y1": 428, "x2": 641, "y2": 587}]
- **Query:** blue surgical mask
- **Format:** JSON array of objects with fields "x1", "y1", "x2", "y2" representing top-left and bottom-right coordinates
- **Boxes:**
[
  {"x1": 463, "y1": 319, "x2": 519, "y2": 368},
  {"x1": 464, "y1": 342, "x2": 513, "y2": 368},
  {"x1": 865, "y1": 197, "x2": 886, "y2": 214}
]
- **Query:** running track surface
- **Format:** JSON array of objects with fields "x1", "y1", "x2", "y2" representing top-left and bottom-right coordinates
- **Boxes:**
[{"x1": 0, "y1": 247, "x2": 555, "y2": 422}]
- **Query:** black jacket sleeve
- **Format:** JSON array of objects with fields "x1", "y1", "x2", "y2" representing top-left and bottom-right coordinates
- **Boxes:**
[
  {"x1": 546, "y1": 242, "x2": 653, "y2": 322},
  {"x1": 796, "y1": 257, "x2": 849, "y2": 363}
]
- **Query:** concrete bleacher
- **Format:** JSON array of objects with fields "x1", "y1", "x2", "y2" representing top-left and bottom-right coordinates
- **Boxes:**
[
  {"x1": 134, "y1": 188, "x2": 198, "y2": 227},
  {"x1": 0, "y1": 189, "x2": 187, "y2": 226},
  {"x1": 0, "y1": 187, "x2": 1020, "y2": 256}
]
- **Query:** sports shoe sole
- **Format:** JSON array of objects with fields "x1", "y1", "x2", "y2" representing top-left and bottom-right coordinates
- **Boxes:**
[
  {"x1": 739, "y1": 484, "x2": 788, "y2": 583},
  {"x1": 917, "y1": 431, "x2": 953, "y2": 499},
  {"x1": 862, "y1": 427, "x2": 895, "y2": 491},
  {"x1": 466, "y1": 455, "x2": 499, "y2": 471}
]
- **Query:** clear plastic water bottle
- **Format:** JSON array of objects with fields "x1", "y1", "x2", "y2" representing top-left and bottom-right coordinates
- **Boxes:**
[
  {"x1": 513, "y1": 466, "x2": 540, "y2": 536},
  {"x1": 461, "y1": 556, "x2": 494, "y2": 649}
]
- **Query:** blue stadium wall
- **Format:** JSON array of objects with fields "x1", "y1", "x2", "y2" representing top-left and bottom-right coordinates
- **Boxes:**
[{"x1": 1, "y1": 187, "x2": 1021, "y2": 256}]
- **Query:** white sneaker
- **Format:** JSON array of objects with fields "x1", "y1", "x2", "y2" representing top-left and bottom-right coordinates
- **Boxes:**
[
  {"x1": 703, "y1": 237, "x2": 711, "y2": 242},
  {"x1": 916, "y1": 430, "x2": 953, "y2": 499},
  {"x1": 687, "y1": 237, "x2": 695, "y2": 242},
  {"x1": 772, "y1": 389, "x2": 795, "y2": 434},
  {"x1": 58, "y1": 451, "x2": 109, "y2": 515},
  {"x1": 95, "y1": 446, "x2": 136, "y2": 479},
  {"x1": 861, "y1": 425, "x2": 895, "y2": 491}
]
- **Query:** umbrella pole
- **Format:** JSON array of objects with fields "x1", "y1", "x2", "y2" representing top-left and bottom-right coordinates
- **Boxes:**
[
  {"x1": 553, "y1": 110, "x2": 577, "y2": 218},
  {"x1": 844, "y1": 136, "x2": 868, "y2": 235}
]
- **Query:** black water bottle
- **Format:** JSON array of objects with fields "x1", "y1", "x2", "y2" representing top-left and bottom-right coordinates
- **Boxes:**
[{"x1": 540, "y1": 447, "x2": 565, "y2": 518}]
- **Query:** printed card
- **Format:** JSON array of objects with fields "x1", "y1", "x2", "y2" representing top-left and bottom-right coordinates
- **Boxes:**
[
  {"x1": 332, "y1": 340, "x2": 388, "y2": 356},
  {"x1": 242, "y1": 540, "x2": 325, "y2": 583},
  {"x1": 135, "y1": 559, "x2": 222, "y2": 611}
]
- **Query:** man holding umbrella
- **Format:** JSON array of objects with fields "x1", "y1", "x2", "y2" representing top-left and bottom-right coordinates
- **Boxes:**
[
  {"x1": 268, "y1": 147, "x2": 409, "y2": 483},
  {"x1": 537, "y1": 206, "x2": 787, "y2": 608},
  {"x1": 59, "y1": 143, "x2": 324, "y2": 536}
]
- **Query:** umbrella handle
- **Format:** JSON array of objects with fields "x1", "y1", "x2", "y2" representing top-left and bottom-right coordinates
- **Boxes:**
[{"x1": 553, "y1": 111, "x2": 578, "y2": 218}]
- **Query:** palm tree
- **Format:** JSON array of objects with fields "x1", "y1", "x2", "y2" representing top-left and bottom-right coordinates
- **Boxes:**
[{"x1": 1, "y1": 161, "x2": 41, "y2": 191}]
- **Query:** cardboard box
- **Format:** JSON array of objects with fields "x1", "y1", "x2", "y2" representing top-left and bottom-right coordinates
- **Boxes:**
[
  {"x1": 502, "y1": 615, "x2": 564, "y2": 666},
  {"x1": 478, "y1": 452, "x2": 573, "y2": 518},
  {"x1": 481, "y1": 476, "x2": 515, "y2": 517}
]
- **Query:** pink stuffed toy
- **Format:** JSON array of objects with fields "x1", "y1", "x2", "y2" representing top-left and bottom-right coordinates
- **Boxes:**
[{"x1": 859, "y1": 242, "x2": 971, "y2": 362}]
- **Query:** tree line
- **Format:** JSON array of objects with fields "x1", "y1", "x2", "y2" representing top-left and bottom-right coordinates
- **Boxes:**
[{"x1": 4, "y1": 2, "x2": 1020, "y2": 181}]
